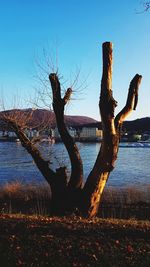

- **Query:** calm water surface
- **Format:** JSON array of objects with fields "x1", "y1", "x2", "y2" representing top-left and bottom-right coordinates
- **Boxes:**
[{"x1": 0, "y1": 142, "x2": 150, "y2": 187}]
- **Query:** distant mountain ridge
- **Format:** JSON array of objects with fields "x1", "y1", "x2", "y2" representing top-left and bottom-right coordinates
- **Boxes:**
[
  {"x1": 0, "y1": 108, "x2": 150, "y2": 132},
  {"x1": 30, "y1": 109, "x2": 98, "y2": 126},
  {"x1": 0, "y1": 108, "x2": 98, "y2": 128},
  {"x1": 123, "y1": 117, "x2": 150, "y2": 132}
]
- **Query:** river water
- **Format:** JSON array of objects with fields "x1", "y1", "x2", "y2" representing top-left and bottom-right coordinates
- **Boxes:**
[{"x1": 0, "y1": 142, "x2": 150, "y2": 187}]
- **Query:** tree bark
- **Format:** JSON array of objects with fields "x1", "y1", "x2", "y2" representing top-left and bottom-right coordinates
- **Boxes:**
[
  {"x1": 83, "y1": 42, "x2": 142, "y2": 217},
  {"x1": 115, "y1": 74, "x2": 142, "y2": 128},
  {"x1": 49, "y1": 74, "x2": 83, "y2": 190}
]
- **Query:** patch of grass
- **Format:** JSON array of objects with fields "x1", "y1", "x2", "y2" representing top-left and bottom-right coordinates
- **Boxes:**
[
  {"x1": 100, "y1": 186, "x2": 150, "y2": 219},
  {"x1": 0, "y1": 181, "x2": 150, "y2": 219},
  {"x1": 0, "y1": 181, "x2": 51, "y2": 215},
  {"x1": 0, "y1": 180, "x2": 51, "y2": 200}
]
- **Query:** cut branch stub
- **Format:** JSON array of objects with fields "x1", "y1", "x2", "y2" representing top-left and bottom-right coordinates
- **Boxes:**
[
  {"x1": 63, "y1": 88, "x2": 72, "y2": 105},
  {"x1": 100, "y1": 42, "x2": 117, "y2": 135},
  {"x1": 49, "y1": 73, "x2": 62, "y2": 106},
  {"x1": 115, "y1": 74, "x2": 142, "y2": 128},
  {"x1": 101, "y1": 42, "x2": 113, "y2": 92},
  {"x1": 100, "y1": 42, "x2": 117, "y2": 125}
]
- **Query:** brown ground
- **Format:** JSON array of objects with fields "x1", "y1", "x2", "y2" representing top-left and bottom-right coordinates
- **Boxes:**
[{"x1": 0, "y1": 214, "x2": 149, "y2": 267}]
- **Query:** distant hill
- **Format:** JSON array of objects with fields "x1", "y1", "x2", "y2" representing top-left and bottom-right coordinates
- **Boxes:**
[
  {"x1": 0, "y1": 108, "x2": 98, "y2": 129},
  {"x1": 29, "y1": 109, "x2": 98, "y2": 127},
  {"x1": 74, "y1": 117, "x2": 150, "y2": 132},
  {"x1": 123, "y1": 117, "x2": 150, "y2": 132},
  {"x1": 0, "y1": 109, "x2": 150, "y2": 132},
  {"x1": 73, "y1": 117, "x2": 150, "y2": 132}
]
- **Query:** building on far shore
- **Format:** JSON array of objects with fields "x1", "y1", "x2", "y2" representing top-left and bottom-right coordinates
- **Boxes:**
[
  {"x1": 53, "y1": 124, "x2": 103, "y2": 142},
  {"x1": 0, "y1": 130, "x2": 18, "y2": 141},
  {"x1": 0, "y1": 124, "x2": 103, "y2": 143},
  {"x1": 74, "y1": 123, "x2": 102, "y2": 142},
  {"x1": 76, "y1": 127, "x2": 102, "y2": 142}
]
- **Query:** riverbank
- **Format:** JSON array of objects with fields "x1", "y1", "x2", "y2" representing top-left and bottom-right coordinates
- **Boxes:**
[
  {"x1": 0, "y1": 214, "x2": 149, "y2": 267},
  {"x1": 0, "y1": 181, "x2": 150, "y2": 220}
]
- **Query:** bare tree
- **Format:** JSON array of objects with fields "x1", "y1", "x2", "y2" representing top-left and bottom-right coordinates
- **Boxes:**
[
  {"x1": 143, "y1": 1, "x2": 150, "y2": 11},
  {"x1": 0, "y1": 42, "x2": 142, "y2": 217},
  {"x1": 136, "y1": 1, "x2": 150, "y2": 13}
]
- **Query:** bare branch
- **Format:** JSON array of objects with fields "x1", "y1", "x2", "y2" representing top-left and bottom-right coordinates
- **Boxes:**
[
  {"x1": 49, "y1": 73, "x2": 62, "y2": 104},
  {"x1": 0, "y1": 114, "x2": 56, "y2": 185},
  {"x1": 49, "y1": 73, "x2": 83, "y2": 190},
  {"x1": 115, "y1": 74, "x2": 142, "y2": 127},
  {"x1": 144, "y1": 1, "x2": 150, "y2": 11},
  {"x1": 63, "y1": 88, "x2": 72, "y2": 105},
  {"x1": 136, "y1": 1, "x2": 150, "y2": 14}
]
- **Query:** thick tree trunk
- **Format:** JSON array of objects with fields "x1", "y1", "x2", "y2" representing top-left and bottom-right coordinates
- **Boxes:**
[
  {"x1": 83, "y1": 42, "x2": 142, "y2": 217},
  {"x1": 48, "y1": 74, "x2": 84, "y2": 211},
  {"x1": 83, "y1": 42, "x2": 118, "y2": 217},
  {"x1": 8, "y1": 121, "x2": 70, "y2": 213}
]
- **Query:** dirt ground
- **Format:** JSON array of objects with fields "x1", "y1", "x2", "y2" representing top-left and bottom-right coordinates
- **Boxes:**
[{"x1": 0, "y1": 214, "x2": 149, "y2": 267}]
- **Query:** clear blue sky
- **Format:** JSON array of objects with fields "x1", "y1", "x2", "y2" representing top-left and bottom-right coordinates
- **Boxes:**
[{"x1": 0, "y1": 0, "x2": 149, "y2": 120}]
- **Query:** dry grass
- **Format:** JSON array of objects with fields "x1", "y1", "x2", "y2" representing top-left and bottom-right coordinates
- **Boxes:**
[
  {"x1": 0, "y1": 180, "x2": 51, "y2": 200},
  {"x1": 100, "y1": 186, "x2": 150, "y2": 219},
  {"x1": 101, "y1": 186, "x2": 150, "y2": 205},
  {"x1": 0, "y1": 180, "x2": 51, "y2": 215},
  {"x1": 1, "y1": 181, "x2": 149, "y2": 204},
  {"x1": 0, "y1": 181, "x2": 150, "y2": 219}
]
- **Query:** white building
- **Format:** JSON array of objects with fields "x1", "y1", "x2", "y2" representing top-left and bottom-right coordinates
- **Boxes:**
[{"x1": 78, "y1": 127, "x2": 102, "y2": 141}]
